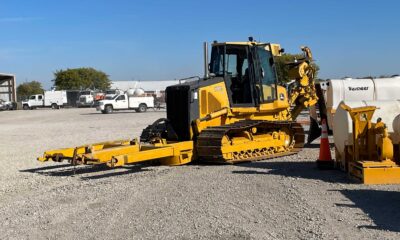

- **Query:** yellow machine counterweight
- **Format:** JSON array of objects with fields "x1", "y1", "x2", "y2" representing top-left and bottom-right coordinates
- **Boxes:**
[{"x1": 38, "y1": 38, "x2": 319, "y2": 168}]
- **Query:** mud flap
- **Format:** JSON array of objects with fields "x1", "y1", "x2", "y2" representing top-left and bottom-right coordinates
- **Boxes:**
[
  {"x1": 307, "y1": 105, "x2": 321, "y2": 144},
  {"x1": 307, "y1": 116, "x2": 321, "y2": 144}
]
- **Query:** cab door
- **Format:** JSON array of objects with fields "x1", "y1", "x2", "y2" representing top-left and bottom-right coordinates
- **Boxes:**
[
  {"x1": 114, "y1": 95, "x2": 128, "y2": 109},
  {"x1": 210, "y1": 44, "x2": 258, "y2": 108},
  {"x1": 31, "y1": 95, "x2": 43, "y2": 107},
  {"x1": 249, "y1": 45, "x2": 279, "y2": 103},
  {"x1": 250, "y1": 45, "x2": 289, "y2": 112}
]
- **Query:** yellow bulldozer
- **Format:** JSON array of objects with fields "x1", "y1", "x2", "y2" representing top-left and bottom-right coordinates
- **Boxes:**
[{"x1": 38, "y1": 37, "x2": 318, "y2": 167}]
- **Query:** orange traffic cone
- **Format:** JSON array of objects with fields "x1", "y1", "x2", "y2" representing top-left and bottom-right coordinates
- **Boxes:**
[{"x1": 316, "y1": 119, "x2": 334, "y2": 169}]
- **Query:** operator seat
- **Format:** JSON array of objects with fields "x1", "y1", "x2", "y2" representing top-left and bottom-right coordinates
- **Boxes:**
[
  {"x1": 230, "y1": 75, "x2": 243, "y2": 104},
  {"x1": 242, "y1": 68, "x2": 252, "y2": 103}
]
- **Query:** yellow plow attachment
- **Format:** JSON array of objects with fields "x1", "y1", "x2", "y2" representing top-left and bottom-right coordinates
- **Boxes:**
[{"x1": 37, "y1": 139, "x2": 194, "y2": 167}]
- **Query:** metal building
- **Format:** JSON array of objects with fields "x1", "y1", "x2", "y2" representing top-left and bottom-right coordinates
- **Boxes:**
[
  {"x1": 110, "y1": 80, "x2": 183, "y2": 92},
  {"x1": 0, "y1": 73, "x2": 16, "y2": 102}
]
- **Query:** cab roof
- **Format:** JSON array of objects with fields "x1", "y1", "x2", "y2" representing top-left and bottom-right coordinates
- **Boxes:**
[
  {"x1": 211, "y1": 41, "x2": 274, "y2": 46},
  {"x1": 211, "y1": 41, "x2": 282, "y2": 56}
]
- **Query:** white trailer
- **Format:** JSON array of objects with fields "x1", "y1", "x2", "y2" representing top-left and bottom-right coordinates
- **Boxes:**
[
  {"x1": 96, "y1": 91, "x2": 154, "y2": 114},
  {"x1": 22, "y1": 90, "x2": 67, "y2": 110}
]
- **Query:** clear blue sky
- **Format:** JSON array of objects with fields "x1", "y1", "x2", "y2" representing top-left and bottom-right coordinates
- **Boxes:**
[{"x1": 1, "y1": 0, "x2": 399, "y2": 89}]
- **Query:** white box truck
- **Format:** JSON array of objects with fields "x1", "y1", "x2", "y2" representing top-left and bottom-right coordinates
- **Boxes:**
[
  {"x1": 22, "y1": 90, "x2": 67, "y2": 110},
  {"x1": 96, "y1": 89, "x2": 154, "y2": 114}
]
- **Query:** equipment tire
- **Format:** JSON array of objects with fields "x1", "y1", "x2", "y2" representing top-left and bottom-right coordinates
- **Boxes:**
[
  {"x1": 51, "y1": 103, "x2": 58, "y2": 109},
  {"x1": 105, "y1": 105, "x2": 113, "y2": 114},
  {"x1": 138, "y1": 103, "x2": 147, "y2": 113}
]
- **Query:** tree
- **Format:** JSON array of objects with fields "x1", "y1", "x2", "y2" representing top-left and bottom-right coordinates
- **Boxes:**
[
  {"x1": 17, "y1": 81, "x2": 44, "y2": 100},
  {"x1": 275, "y1": 53, "x2": 320, "y2": 83},
  {"x1": 53, "y1": 67, "x2": 110, "y2": 90}
]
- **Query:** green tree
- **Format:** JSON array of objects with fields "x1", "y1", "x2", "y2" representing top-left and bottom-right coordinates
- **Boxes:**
[
  {"x1": 275, "y1": 53, "x2": 320, "y2": 83},
  {"x1": 53, "y1": 67, "x2": 110, "y2": 90},
  {"x1": 17, "y1": 81, "x2": 44, "y2": 100}
]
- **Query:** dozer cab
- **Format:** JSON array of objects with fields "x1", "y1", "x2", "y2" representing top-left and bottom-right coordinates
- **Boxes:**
[{"x1": 38, "y1": 38, "x2": 318, "y2": 167}]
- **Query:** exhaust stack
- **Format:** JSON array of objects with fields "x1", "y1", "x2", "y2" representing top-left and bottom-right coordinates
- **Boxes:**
[{"x1": 203, "y1": 42, "x2": 209, "y2": 79}]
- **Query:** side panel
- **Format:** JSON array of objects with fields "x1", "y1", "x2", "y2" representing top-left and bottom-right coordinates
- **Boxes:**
[
  {"x1": 166, "y1": 77, "x2": 224, "y2": 141},
  {"x1": 199, "y1": 81, "x2": 230, "y2": 119},
  {"x1": 128, "y1": 97, "x2": 154, "y2": 108},
  {"x1": 44, "y1": 91, "x2": 65, "y2": 106},
  {"x1": 197, "y1": 81, "x2": 232, "y2": 128},
  {"x1": 145, "y1": 97, "x2": 154, "y2": 108}
]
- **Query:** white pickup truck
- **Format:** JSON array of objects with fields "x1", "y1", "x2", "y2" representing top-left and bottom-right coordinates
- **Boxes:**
[
  {"x1": 96, "y1": 93, "x2": 154, "y2": 114},
  {"x1": 22, "y1": 91, "x2": 67, "y2": 110}
]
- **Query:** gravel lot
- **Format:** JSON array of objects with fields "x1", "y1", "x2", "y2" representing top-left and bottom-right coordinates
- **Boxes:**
[{"x1": 1, "y1": 108, "x2": 400, "y2": 240}]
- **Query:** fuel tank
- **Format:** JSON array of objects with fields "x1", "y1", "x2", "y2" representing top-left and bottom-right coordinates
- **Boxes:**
[{"x1": 326, "y1": 76, "x2": 400, "y2": 129}]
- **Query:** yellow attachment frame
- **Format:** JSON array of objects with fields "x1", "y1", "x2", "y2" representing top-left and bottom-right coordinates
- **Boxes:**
[
  {"x1": 287, "y1": 47, "x2": 318, "y2": 120},
  {"x1": 38, "y1": 139, "x2": 194, "y2": 167},
  {"x1": 341, "y1": 104, "x2": 400, "y2": 184},
  {"x1": 37, "y1": 139, "x2": 132, "y2": 163},
  {"x1": 107, "y1": 141, "x2": 193, "y2": 167}
]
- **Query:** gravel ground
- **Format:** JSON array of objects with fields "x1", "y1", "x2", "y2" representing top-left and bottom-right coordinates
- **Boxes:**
[{"x1": 1, "y1": 108, "x2": 400, "y2": 240}]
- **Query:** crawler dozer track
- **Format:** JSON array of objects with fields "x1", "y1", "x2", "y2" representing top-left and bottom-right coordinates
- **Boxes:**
[{"x1": 197, "y1": 120, "x2": 305, "y2": 163}]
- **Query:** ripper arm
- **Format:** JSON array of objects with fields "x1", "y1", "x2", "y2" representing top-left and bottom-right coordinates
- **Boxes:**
[{"x1": 287, "y1": 47, "x2": 318, "y2": 120}]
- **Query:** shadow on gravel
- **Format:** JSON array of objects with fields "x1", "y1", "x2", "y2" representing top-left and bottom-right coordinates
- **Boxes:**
[
  {"x1": 81, "y1": 166, "x2": 149, "y2": 180},
  {"x1": 20, "y1": 164, "x2": 148, "y2": 179},
  {"x1": 232, "y1": 161, "x2": 350, "y2": 183},
  {"x1": 337, "y1": 189, "x2": 400, "y2": 232},
  {"x1": 20, "y1": 164, "x2": 72, "y2": 172}
]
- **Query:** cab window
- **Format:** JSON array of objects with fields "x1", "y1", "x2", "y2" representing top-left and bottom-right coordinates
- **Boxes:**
[
  {"x1": 226, "y1": 54, "x2": 238, "y2": 76},
  {"x1": 116, "y1": 95, "x2": 125, "y2": 101},
  {"x1": 241, "y1": 59, "x2": 248, "y2": 76},
  {"x1": 257, "y1": 46, "x2": 277, "y2": 101},
  {"x1": 210, "y1": 45, "x2": 252, "y2": 105},
  {"x1": 210, "y1": 46, "x2": 224, "y2": 76},
  {"x1": 38, "y1": 95, "x2": 43, "y2": 100},
  {"x1": 29, "y1": 95, "x2": 36, "y2": 100}
]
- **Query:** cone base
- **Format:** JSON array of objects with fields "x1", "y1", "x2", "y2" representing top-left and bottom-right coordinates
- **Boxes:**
[{"x1": 317, "y1": 160, "x2": 335, "y2": 170}]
